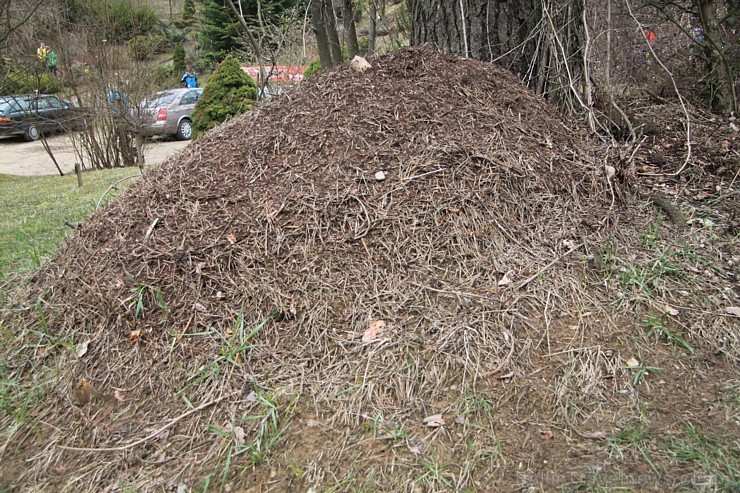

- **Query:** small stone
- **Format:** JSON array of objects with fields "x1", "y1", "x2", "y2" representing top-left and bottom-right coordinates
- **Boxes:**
[{"x1": 375, "y1": 171, "x2": 386, "y2": 181}]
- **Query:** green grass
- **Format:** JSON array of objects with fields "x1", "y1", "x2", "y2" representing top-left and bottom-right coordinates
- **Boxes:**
[
  {"x1": 414, "y1": 458, "x2": 452, "y2": 489},
  {"x1": 0, "y1": 167, "x2": 140, "y2": 430},
  {"x1": 201, "y1": 388, "x2": 295, "y2": 492},
  {"x1": 0, "y1": 168, "x2": 141, "y2": 281},
  {"x1": 638, "y1": 315, "x2": 694, "y2": 353},
  {"x1": 605, "y1": 423, "x2": 660, "y2": 475},
  {"x1": 663, "y1": 425, "x2": 740, "y2": 490},
  {"x1": 177, "y1": 310, "x2": 271, "y2": 396}
]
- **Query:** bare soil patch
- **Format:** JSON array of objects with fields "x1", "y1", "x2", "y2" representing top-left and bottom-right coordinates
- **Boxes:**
[{"x1": 0, "y1": 47, "x2": 737, "y2": 492}]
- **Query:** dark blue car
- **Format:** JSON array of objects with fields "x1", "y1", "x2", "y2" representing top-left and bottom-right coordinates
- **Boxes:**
[{"x1": 0, "y1": 94, "x2": 88, "y2": 141}]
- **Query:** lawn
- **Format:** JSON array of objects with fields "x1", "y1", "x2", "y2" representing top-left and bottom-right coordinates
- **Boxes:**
[{"x1": 0, "y1": 168, "x2": 141, "y2": 281}]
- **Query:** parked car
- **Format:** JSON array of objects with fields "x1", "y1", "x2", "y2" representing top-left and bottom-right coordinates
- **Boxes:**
[
  {"x1": 139, "y1": 88, "x2": 203, "y2": 140},
  {"x1": 0, "y1": 94, "x2": 88, "y2": 141}
]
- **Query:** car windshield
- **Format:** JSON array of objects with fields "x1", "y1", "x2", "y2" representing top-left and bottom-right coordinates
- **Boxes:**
[{"x1": 143, "y1": 93, "x2": 176, "y2": 108}]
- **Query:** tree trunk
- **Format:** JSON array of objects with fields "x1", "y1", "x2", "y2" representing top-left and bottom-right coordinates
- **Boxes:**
[
  {"x1": 324, "y1": 0, "x2": 343, "y2": 64},
  {"x1": 411, "y1": 0, "x2": 592, "y2": 115},
  {"x1": 343, "y1": 0, "x2": 360, "y2": 59},
  {"x1": 411, "y1": 0, "x2": 541, "y2": 77},
  {"x1": 695, "y1": 0, "x2": 737, "y2": 113},
  {"x1": 225, "y1": 0, "x2": 268, "y2": 91},
  {"x1": 368, "y1": 0, "x2": 377, "y2": 55},
  {"x1": 310, "y1": 0, "x2": 333, "y2": 68}
]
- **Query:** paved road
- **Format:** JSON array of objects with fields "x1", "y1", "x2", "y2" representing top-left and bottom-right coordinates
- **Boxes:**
[{"x1": 0, "y1": 133, "x2": 190, "y2": 176}]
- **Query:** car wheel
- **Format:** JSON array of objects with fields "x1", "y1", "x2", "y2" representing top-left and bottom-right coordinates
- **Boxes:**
[
  {"x1": 175, "y1": 119, "x2": 192, "y2": 140},
  {"x1": 24, "y1": 125, "x2": 39, "y2": 142}
]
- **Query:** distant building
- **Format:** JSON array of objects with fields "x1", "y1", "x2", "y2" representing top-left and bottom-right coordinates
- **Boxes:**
[{"x1": 241, "y1": 65, "x2": 306, "y2": 85}]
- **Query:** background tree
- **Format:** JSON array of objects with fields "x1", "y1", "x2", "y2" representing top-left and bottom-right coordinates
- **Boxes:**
[
  {"x1": 183, "y1": 0, "x2": 196, "y2": 22},
  {"x1": 411, "y1": 0, "x2": 542, "y2": 73},
  {"x1": 42, "y1": 0, "x2": 169, "y2": 169},
  {"x1": 412, "y1": 0, "x2": 588, "y2": 118},
  {"x1": 411, "y1": 0, "x2": 738, "y2": 119},
  {"x1": 191, "y1": 53, "x2": 258, "y2": 136},
  {"x1": 198, "y1": 0, "x2": 298, "y2": 65},
  {"x1": 691, "y1": 0, "x2": 736, "y2": 112},
  {"x1": 310, "y1": 0, "x2": 333, "y2": 68},
  {"x1": 367, "y1": 0, "x2": 378, "y2": 55},
  {"x1": 198, "y1": 0, "x2": 244, "y2": 63},
  {"x1": 343, "y1": 0, "x2": 360, "y2": 59},
  {"x1": 310, "y1": 0, "x2": 344, "y2": 68},
  {"x1": 324, "y1": 0, "x2": 343, "y2": 63},
  {"x1": 173, "y1": 43, "x2": 186, "y2": 76}
]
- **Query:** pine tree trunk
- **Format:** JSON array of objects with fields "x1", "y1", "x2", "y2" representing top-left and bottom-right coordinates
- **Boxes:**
[
  {"x1": 411, "y1": 0, "x2": 594, "y2": 116},
  {"x1": 411, "y1": 0, "x2": 541, "y2": 76}
]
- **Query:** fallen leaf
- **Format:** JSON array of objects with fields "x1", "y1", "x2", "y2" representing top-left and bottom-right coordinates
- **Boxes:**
[
  {"x1": 72, "y1": 378, "x2": 94, "y2": 406},
  {"x1": 232, "y1": 426, "x2": 246, "y2": 446},
  {"x1": 454, "y1": 415, "x2": 466, "y2": 425},
  {"x1": 129, "y1": 329, "x2": 141, "y2": 344},
  {"x1": 193, "y1": 302, "x2": 206, "y2": 312},
  {"x1": 226, "y1": 232, "x2": 237, "y2": 244},
  {"x1": 114, "y1": 389, "x2": 125, "y2": 402},
  {"x1": 497, "y1": 271, "x2": 513, "y2": 287},
  {"x1": 75, "y1": 339, "x2": 90, "y2": 358},
  {"x1": 664, "y1": 305, "x2": 679, "y2": 316},
  {"x1": 540, "y1": 429, "x2": 554, "y2": 440},
  {"x1": 726, "y1": 307, "x2": 740, "y2": 317},
  {"x1": 362, "y1": 320, "x2": 387, "y2": 343},
  {"x1": 605, "y1": 165, "x2": 616, "y2": 179},
  {"x1": 423, "y1": 414, "x2": 445, "y2": 428},
  {"x1": 626, "y1": 357, "x2": 640, "y2": 367}
]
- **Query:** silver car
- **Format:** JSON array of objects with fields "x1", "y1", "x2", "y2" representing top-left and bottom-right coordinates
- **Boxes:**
[{"x1": 140, "y1": 88, "x2": 202, "y2": 140}]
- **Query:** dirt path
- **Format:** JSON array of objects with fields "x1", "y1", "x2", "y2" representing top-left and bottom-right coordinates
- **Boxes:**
[{"x1": 0, "y1": 133, "x2": 189, "y2": 176}]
